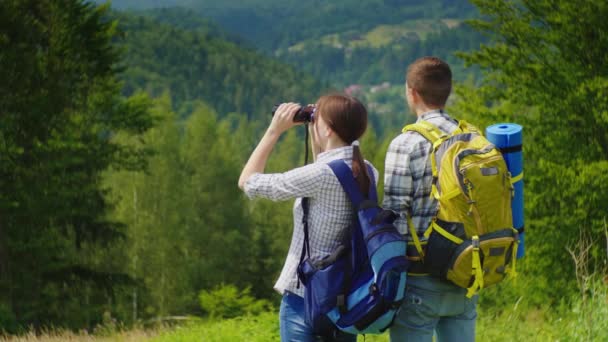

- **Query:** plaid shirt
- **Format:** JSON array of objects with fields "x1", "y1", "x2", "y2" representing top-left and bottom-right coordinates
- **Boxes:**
[
  {"x1": 244, "y1": 145, "x2": 378, "y2": 297},
  {"x1": 383, "y1": 109, "x2": 458, "y2": 240}
]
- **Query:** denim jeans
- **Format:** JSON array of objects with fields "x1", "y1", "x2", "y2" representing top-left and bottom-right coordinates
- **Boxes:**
[
  {"x1": 279, "y1": 292, "x2": 357, "y2": 342},
  {"x1": 389, "y1": 275, "x2": 478, "y2": 342}
]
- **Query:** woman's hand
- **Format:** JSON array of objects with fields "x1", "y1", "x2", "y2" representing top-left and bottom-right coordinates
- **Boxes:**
[
  {"x1": 238, "y1": 102, "x2": 302, "y2": 189},
  {"x1": 268, "y1": 102, "x2": 302, "y2": 135}
]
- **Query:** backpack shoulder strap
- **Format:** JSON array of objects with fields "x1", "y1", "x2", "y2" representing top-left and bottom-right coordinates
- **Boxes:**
[
  {"x1": 402, "y1": 120, "x2": 445, "y2": 144},
  {"x1": 403, "y1": 121, "x2": 447, "y2": 199},
  {"x1": 327, "y1": 159, "x2": 377, "y2": 207}
]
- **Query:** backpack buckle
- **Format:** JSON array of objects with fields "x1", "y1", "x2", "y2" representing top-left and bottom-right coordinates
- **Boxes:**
[{"x1": 472, "y1": 236, "x2": 480, "y2": 250}]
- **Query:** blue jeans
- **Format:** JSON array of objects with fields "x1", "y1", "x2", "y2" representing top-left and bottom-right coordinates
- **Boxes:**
[
  {"x1": 389, "y1": 276, "x2": 478, "y2": 342},
  {"x1": 279, "y1": 292, "x2": 357, "y2": 342}
]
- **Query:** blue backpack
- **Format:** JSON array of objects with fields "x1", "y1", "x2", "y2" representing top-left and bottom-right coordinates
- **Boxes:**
[{"x1": 297, "y1": 159, "x2": 409, "y2": 337}]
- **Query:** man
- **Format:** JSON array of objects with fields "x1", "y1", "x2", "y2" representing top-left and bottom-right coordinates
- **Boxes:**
[{"x1": 383, "y1": 56, "x2": 478, "y2": 342}]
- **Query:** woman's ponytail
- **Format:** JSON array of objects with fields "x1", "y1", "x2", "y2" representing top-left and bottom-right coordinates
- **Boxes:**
[{"x1": 351, "y1": 141, "x2": 371, "y2": 197}]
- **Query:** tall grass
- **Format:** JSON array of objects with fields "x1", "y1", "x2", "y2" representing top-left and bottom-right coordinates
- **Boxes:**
[
  {"x1": 153, "y1": 281, "x2": 607, "y2": 342},
  {"x1": 2, "y1": 284, "x2": 605, "y2": 342},
  {"x1": 0, "y1": 329, "x2": 157, "y2": 342}
]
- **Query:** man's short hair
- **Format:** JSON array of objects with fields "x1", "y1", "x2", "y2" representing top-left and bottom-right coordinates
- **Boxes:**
[{"x1": 406, "y1": 56, "x2": 452, "y2": 107}]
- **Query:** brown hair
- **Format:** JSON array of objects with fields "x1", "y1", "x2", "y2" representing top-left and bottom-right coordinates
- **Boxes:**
[
  {"x1": 406, "y1": 56, "x2": 452, "y2": 107},
  {"x1": 316, "y1": 94, "x2": 371, "y2": 196}
]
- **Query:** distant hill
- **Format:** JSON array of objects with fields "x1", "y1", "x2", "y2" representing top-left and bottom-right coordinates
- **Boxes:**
[
  {"x1": 112, "y1": 10, "x2": 325, "y2": 120},
  {"x1": 103, "y1": 1, "x2": 482, "y2": 85},
  {"x1": 102, "y1": 1, "x2": 484, "y2": 136},
  {"x1": 279, "y1": 19, "x2": 484, "y2": 86},
  {"x1": 100, "y1": 0, "x2": 477, "y2": 50}
]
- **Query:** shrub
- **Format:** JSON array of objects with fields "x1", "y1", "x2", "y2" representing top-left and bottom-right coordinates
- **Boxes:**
[
  {"x1": 0, "y1": 303, "x2": 18, "y2": 334},
  {"x1": 198, "y1": 284, "x2": 272, "y2": 319}
]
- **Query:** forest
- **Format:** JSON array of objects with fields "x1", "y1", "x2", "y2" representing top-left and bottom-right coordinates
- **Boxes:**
[{"x1": 1, "y1": 0, "x2": 607, "y2": 340}]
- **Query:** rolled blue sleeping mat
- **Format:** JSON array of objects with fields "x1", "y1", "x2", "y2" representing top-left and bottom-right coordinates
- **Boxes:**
[{"x1": 486, "y1": 123, "x2": 524, "y2": 259}]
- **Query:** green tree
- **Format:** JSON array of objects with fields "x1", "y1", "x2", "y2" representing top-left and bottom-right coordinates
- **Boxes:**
[
  {"x1": 0, "y1": 0, "x2": 154, "y2": 330},
  {"x1": 450, "y1": 0, "x2": 608, "y2": 303},
  {"x1": 104, "y1": 100, "x2": 285, "y2": 319},
  {"x1": 105, "y1": 94, "x2": 192, "y2": 320},
  {"x1": 113, "y1": 11, "x2": 324, "y2": 122}
]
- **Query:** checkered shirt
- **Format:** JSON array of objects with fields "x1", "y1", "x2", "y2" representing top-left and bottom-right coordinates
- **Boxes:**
[
  {"x1": 244, "y1": 145, "x2": 379, "y2": 297},
  {"x1": 382, "y1": 109, "x2": 458, "y2": 240}
]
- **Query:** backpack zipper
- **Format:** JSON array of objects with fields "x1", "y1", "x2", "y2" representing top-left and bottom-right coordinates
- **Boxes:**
[
  {"x1": 463, "y1": 178, "x2": 485, "y2": 235},
  {"x1": 453, "y1": 147, "x2": 500, "y2": 197},
  {"x1": 460, "y1": 154, "x2": 503, "y2": 173}
]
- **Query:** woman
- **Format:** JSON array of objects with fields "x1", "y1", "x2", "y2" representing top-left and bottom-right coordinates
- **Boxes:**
[{"x1": 238, "y1": 94, "x2": 377, "y2": 341}]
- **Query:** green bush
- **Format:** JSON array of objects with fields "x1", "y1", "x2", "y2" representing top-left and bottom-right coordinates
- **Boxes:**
[
  {"x1": 0, "y1": 303, "x2": 18, "y2": 334},
  {"x1": 198, "y1": 284, "x2": 272, "y2": 319}
]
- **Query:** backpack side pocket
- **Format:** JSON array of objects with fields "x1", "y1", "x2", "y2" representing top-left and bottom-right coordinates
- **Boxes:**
[
  {"x1": 298, "y1": 245, "x2": 350, "y2": 336},
  {"x1": 423, "y1": 220, "x2": 466, "y2": 279},
  {"x1": 446, "y1": 229, "x2": 517, "y2": 289}
]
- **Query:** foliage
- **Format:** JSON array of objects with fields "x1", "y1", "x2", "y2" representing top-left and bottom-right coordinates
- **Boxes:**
[
  {"x1": 112, "y1": 10, "x2": 325, "y2": 122},
  {"x1": 5, "y1": 0, "x2": 608, "y2": 334},
  {"x1": 104, "y1": 4, "x2": 485, "y2": 138},
  {"x1": 198, "y1": 284, "x2": 272, "y2": 319},
  {"x1": 0, "y1": 0, "x2": 154, "y2": 331},
  {"x1": 103, "y1": 97, "x2": 303, "y2": 322},
  {"x1": 138, "y1": 4, "x2": 480, "y2": 78},
  {"x1": 154, "y1": 279, "x2": 608, "y2": 341},
  {"x1": 278, "y1": 23, "x2": 485, "y2": 87},
  {"x1": 450, "y1": 0, "x2": 608, "y2": 302},
  {"x1": 476, "y1": 277, "x2": 608, "y2": 341},
  {"x1": 3, "y1": 279, "x2": 607, "y2": 340},
  {"x1": 103, "y1": 0, "x2": 476, "y2": 51},
  {"x1": 0, "y1": 303, "x2": 18, "y2": 334}
]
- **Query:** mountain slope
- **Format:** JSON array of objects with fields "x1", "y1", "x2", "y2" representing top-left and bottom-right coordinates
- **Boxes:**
[
  {"x1": 102, "y1": 0, "x2": 477, "y2": 50},
  {"x1": 113, "y1": 10, "x2": 325, "y2": 120}
]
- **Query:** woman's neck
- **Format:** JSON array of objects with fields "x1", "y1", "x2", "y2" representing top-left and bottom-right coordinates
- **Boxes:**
[{"x1": 323, "y1": 138, "x2": 348, "y2": 152}]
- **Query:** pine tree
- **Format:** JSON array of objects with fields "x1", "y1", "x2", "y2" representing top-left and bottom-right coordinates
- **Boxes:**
[{"x1": 0, "y1": 1, "x2": 154, "y2": 329}]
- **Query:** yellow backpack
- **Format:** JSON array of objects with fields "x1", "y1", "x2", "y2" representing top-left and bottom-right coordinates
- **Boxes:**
[{"x1": 403, "y1": 120, "x2": 519, "y2": 297}]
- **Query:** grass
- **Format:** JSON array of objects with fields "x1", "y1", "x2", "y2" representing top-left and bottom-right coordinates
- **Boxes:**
[
  {"x1": 154, "y1": 281, "x2": 608, "y2": 342},
  {"x1": 0, "y1": 329, "x2": 157, "y2": 342},
  {"x1": 151, "y1": 313, "x2": 279, "y2": 342},
  {"x1": 4, "y1": 280, "x2": 606, "y2": 341},
  {"x1": 357, "y1": 20, "x2": 441, "y2": 47}
]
